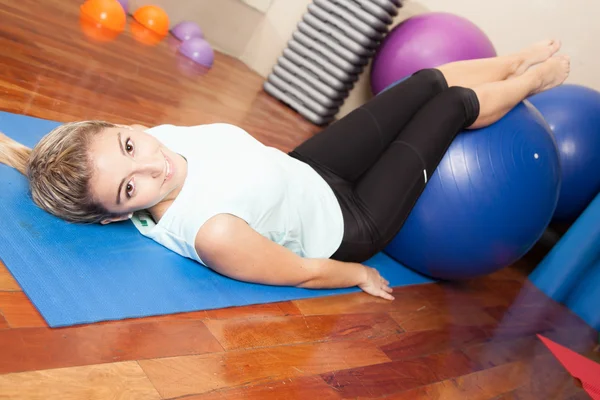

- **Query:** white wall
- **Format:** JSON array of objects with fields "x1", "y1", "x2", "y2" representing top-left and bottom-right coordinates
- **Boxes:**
[
  {"x1": 241, "y1": 0, "x2": 275, "y2": 13},
  {"x1": 239, "y1": 0, "x2": 312, "y2": 77},
  {"x1": 417, "y1": 0, "x2": 596, "y2": 89}
]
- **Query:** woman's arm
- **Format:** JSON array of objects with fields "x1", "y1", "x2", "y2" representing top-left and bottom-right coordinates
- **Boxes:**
[{"x1": 195, "y1": 214, "x2": 394, "y2": 300}]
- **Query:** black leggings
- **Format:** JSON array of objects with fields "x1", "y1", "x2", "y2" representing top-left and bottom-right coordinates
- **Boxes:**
[{"x1": 289, "y1": 68, "x2": 481, "y2": 262}]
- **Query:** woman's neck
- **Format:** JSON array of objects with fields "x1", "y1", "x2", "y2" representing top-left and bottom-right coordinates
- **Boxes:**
[{"x1": 148, "y1": 185, "x2": 182, "y2": 222}]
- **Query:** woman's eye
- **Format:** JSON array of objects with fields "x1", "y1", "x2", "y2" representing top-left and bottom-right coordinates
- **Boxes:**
[
  {"x1": 126, "y1": 181, "x2": 135, "y2": 197},
  {"x1": 125, "y1": 138, "x2": 134, "y2": 154}
]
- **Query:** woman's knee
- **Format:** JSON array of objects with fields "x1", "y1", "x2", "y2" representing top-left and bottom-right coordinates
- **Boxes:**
[
  {"x1": 382, "y1": 68, "x2": 448, "y2": 97},
  {"x1": 412, "y1": 68, "x2": 449, "y2": 92},
  {"x1": 440, "y1": 86, "x2": 481, "y2": 127}
]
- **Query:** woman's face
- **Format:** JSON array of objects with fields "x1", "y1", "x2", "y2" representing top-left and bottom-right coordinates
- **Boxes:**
[{"x1": 88, "y1": 125, "x2": 187, "y2": 223}]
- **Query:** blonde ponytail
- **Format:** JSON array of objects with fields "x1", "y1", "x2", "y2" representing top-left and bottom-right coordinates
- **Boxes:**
[
  {"x1": 0, "y1": 132, "x2": 32, "y2": 175},
  {"x1": 1, "y1": 121, "x2": 123, "y2": 223}
]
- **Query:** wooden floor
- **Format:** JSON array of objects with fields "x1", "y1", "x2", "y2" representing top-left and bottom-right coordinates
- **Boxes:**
[{"x1": 1, "y1": 1, "x2": 598, "y2": 399}]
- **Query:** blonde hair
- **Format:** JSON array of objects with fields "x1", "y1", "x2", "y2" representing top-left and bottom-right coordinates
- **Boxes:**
[{"x1": 0, "y1": 121, "x2": 122, "y2": 223}]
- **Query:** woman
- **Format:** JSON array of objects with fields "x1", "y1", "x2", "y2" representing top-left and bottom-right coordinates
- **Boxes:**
[{"x1": 0, "y1": 40, "x2": 569, "y2": 300}]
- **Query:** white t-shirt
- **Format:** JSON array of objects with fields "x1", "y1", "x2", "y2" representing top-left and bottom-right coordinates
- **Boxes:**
[{"x1": 131, "y1": 123, "x2": 345, "y2": 266}]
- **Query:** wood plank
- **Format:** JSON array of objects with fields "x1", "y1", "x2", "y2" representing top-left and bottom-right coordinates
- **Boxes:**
[
  {"x1": 375, "y1": 327, "x2": 491, "y2": 361},
  {"x1": 320, "y1": 349, "x2": 479, "y2": 398},
  {"x1": 400, "y1": 282, "x2": 511, "y2": 309},
  {"x1": 0, "y1": 319, "x2": 223, "y2": 374},
  {"x1": 486, "y1": 303, "x2": 577, "y2": 328},
  {"x1": 0, "y1": 261, "x2": 21, "y2": 291},
  {"x1": 478, "y1": 321, "x2": 557, "y2": 342},
  {"x1": 391, "y1": 305, "x2": 497, "y2": 332},
  {"x1": 472, "y1": 279, "x2": 556, "y2": 309},
  {"x1": 495, "y1": 392, "x2": 571, "y2": 400},
  {"x1": 382, "y1": 353, "x2": 588, "y2": 400},
  {"x1": 485, "y1": 264, "x2": 529, "y2": 282},
  {"x1": 486, "y1": 301, "x2": 595, "y2": 336},
  {"x1": 293, "y1": 287, "x2": 432, "y2": 316},
  {"x1": 0, "y1": 313, "x2": 8, "y2": 330},
  {"x1": 498, "y1": 355, "x2": 588, "y2": 400},
  {"x1": 182, "y1": 375, "x2": 343, "y2": 400},
  {"x1": 464, "y1": 335, "x2": 544, "y2": 369},
  {"x1": 204, "y1": 312, "x2": 402, "y2": 351},
  {"x1": 138, "y1": 339, "x2": 390, "y2": 398},
  {"x1": 0, "y1": 361, "x2": 161, "y2": 400},
  {"x1": 130, "y1": 310, "x2": 210, "y2": 324},
  {"x1": 479, "y1": 312, "x2": 597, "y2": 350},
  {"x1": 0, "y1": 291, "x2": 47, "y2": 328},
  {"x1": 205, "y1": 301, "x2": 303, "y2": 320},
  {"x1": 381, "y1": 359, "x2": 531, "y2": 400},
  {"x1": 465, "y1": 327, "x2": 598, "y2": 372},
  {"x1": 501, "y1": 385, "x2": 589, "y2": 400}
]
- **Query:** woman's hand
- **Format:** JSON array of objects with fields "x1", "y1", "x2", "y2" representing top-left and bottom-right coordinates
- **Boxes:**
[{"x1": 358, "y1": 266, "x2": 395, "y2": 301}]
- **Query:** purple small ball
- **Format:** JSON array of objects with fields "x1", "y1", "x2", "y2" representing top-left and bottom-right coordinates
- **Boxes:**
[
  {"x1": 171, "y1": 21, "x2": 204, "y2": 41},
  {"x1": 178, "y1": 38, "x2": 214, "y2": 67}
]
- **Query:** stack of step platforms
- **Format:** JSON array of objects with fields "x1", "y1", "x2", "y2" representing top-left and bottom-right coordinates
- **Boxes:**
[{"x1": 264, "y1": 0, "x2": 403, "y2": 125}]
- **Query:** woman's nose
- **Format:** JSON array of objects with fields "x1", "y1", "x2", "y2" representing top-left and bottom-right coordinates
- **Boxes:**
[{"x1": 135, "y1": 156, "x2": 163, "y2": 178}]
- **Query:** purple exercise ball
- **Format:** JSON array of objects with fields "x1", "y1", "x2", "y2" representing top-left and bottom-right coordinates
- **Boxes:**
[
  {"x1": 370, "y1": 12, "x2": 497, "y2": 95},
  {"x1": 116, "y1": 0, "x2": 128, "y2": 13},
  {"x1": 179, "y1": 37, "x2": 214, "y2": 67},
  {"x1": 171, "y1": 21, "x2": 204, "y2": 41}
]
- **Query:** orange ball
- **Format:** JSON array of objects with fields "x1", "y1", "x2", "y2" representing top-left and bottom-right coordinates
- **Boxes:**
[
  {"x1": 80, "y1": 0, "x2": 126, "y2": 32},
  {"x1": 130, "y1": 20, "x2": 165, "y2": 46},
  {"x1": 133, "y1": 5, "x2": 170, "y2": 37},
  {"x1": 79, "y1": 13, "x2": 121, "y2": 42}
]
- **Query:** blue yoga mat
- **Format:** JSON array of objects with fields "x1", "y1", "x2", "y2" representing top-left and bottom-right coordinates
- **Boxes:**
[{"x1": 0, "y1": 111, "x2": 433, "y2": 328}]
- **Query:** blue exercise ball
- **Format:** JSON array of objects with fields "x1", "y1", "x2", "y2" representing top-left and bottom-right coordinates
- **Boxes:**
[
  {"x1": 528, "y1": 84, "x2": 600, "y2": 222},
  {"x1": 384, "y1": 100, "x2": 561, "y2": 280}
]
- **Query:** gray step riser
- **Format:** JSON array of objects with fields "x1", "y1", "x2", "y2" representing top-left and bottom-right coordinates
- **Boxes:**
[{"x1": 265, "y1": 0, "x2": 402, "y2": 125}]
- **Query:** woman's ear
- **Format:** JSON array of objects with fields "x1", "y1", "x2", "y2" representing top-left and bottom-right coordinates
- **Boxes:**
[{"x1": 100, "y1": 213, "x2": 133, "y2": 225}]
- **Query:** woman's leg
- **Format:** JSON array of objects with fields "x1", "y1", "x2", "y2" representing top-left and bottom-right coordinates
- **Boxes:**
[
  {"x1": 332, "y1": 85, "x2": 480, "y2": 262},
  {"x1": 290, "y1": 68, "x2": 448, "y2": 182},
  {"x1": 468, "y1": 55, "x2": 570, "y2": 129},
  {"x1": 338, "y1": 55, "x2": 570, "y2": 261},
  {"x1": 437, "y1": 39, "x2": 561, "y2": 88}
]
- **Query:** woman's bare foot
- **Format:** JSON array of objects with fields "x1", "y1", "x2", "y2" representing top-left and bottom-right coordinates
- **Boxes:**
[
  {"x1": 511, "y1": 39, "x2": 562, "y2": 77},
  {"x1": 529, "y1": 55, "x2": 571, "y2": 95}
]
